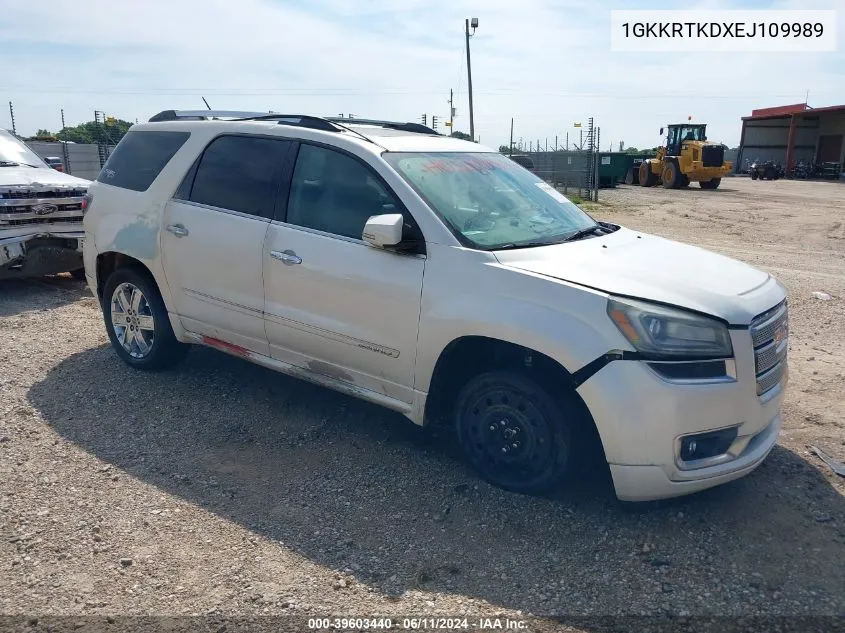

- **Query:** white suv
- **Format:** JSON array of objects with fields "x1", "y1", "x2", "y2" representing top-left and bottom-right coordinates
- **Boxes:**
[{"x1": 83, "y1": 111, "x2": 788, "y2": 501}]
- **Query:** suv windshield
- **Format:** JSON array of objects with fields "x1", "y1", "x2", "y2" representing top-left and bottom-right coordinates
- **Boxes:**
[
  {"x1": 383, "y1": 152, "x2": 596, "y2": 250},
  {"x1": 0, "y1": 129, "x2": 47, "y2": 168}
]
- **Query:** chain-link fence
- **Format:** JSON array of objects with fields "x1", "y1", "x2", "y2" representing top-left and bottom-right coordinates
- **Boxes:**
[{"x1": 25, "y1": 141, "x2": 107, "y2": 181}]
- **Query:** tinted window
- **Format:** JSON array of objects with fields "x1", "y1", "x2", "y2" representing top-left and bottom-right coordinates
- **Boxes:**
[
  {"x1": 286, "y1": 144, "x2": 400, "y2": 240},
  {"x1": 189, "y1": 136, "x2": 289, "y2": 218},
  {"x1": 97, "y1": 130, "x2": 189, "y2": 191}
]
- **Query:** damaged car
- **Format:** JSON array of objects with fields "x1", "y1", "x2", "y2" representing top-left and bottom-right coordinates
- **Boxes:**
[
  {"x1": 83, "y1": 111, "x2": 788, "y2": 502},
  {"x1": 1, "y1": 128, "x2": 89, "y2": 280}
]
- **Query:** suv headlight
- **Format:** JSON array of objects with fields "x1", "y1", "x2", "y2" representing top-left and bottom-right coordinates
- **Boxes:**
[{"x1": 607, "y1": 297, "x2": 733, "y2": 359}]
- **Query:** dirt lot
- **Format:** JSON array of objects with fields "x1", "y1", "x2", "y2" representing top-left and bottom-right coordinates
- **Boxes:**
[{"x1": 1, "y1": 177, "x2": 844, "y2": 626}]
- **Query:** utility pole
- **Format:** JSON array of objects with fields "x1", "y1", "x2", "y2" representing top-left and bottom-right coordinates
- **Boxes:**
[
  {"x1": 465, "y1": 18, "x2": 478, "y2": 141},
  {"x1": 60, "y1": 108, "x2": 71, "y2": 174},
  {"x1": 509, "y1": 118, "x2": 514, "y2": 155},
  {"x1": 555, "y1": 135, "x2": 558, "y2": 151},
  {"x1": 421, "y1": 113, "x2": 427, "y2": 126},
  {"x1": 8, "y1": 102, "x2": 15, "y2": 136},
  {"x1": 448, "y1": 89, "x2": 455, "y2": 133},
  {"x1": 545, "y1": 138, "x2": 548, "y2": 152},
  {"x1": 566, "y1": 132, "x2": 569, "y2": 150}
]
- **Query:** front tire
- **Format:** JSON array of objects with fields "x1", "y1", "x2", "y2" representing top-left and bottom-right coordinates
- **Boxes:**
[
  {"x1": 639, "y1": 161, "x2": 657, "y2": 187},
  {"x1": 454, "y1": 371, "x2": 572, "y2": 493},
  {"x1": 662, "y1": 162, "x2": 681, "y2": 189},
  {"x1": 102, "y1": 267, "x2": 189, "y2": 370}
]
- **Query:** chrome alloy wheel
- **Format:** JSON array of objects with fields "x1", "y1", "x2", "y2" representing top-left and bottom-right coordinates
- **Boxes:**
[{"x1": 110, "y1": 282, "x2": 155, "y2": 359}]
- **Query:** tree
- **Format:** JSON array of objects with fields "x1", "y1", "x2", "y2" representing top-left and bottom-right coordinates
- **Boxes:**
[
  {"x1": 450, "y1": 130, "x2": 472, "y2": 141},
  {"x1": 56, "y1": 118, "x2": 133, "y2": 145},
  {"x1": 498, "y1": 145, "x2": 511, "y2": 154}
]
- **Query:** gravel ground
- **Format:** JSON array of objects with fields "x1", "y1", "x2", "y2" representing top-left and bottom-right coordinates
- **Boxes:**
[{"x1": 1, "y1": 177, "x2": 844, "y2": 626}]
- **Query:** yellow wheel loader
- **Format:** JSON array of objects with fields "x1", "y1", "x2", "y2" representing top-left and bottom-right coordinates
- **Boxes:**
[{"x1": 638, "y1": 123, "x2": 732, "y2": 190}]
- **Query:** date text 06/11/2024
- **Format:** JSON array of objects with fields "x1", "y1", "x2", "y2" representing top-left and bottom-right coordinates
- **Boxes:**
[{"x1": 307, "y1": 617, "x2": 528, "y2": 630}]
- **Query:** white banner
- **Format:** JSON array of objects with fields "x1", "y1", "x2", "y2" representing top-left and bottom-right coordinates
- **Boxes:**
[{"x1": 610, "y1": 10, "x2": 837, "y2": 52}]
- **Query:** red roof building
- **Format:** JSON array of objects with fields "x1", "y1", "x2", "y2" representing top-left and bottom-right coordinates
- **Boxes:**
[{"x1": 737, "y1": 102, "x2": 845, "y2": 173}]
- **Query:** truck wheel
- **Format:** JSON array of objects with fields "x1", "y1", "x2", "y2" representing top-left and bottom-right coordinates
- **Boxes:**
[
  {"x1": 102, "y1": 267, "x2": 189, "y2": 370},
  {"x1": 662, "y1": 162, "x2": 681, "y2": 189},
  {"x1": 639, "y1": 161, "x2": 657, "y2": 187},
  {"x1": 699, "y1": 178, "x2": 721, "y2": 190},
  {"x1": 454, "y1": 371, "x2": 572, "y2": 493}
]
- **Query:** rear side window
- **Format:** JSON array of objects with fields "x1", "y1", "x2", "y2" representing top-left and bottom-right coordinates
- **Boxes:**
[
  {"x1": 97, "y1": 130, "x2": 190, "y2": 191},
  {"x1": 188, "y1": 135, "x2": 291, "y2": 218}
]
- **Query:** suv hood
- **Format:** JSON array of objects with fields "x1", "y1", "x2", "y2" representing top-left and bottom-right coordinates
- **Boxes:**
[
  {"x1": 0, "y1": 165, "x2": 90, "y2": 188},
  {"x1": 494, "y1": 227, "x2": 784, "y2": 325}
]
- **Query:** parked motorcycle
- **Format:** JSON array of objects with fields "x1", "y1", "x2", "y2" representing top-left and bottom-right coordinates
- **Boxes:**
[{"x1": 789, "y1": 159, "x2": 817, "y2": 179}]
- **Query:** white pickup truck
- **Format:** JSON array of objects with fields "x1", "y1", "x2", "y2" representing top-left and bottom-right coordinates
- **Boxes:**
[{"x1": 0, "y1": 128, "x2": 89, "y2": 279}]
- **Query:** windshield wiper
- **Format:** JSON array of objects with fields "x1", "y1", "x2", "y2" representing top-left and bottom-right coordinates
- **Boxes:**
[
  {"x1": 491, "y1": 224, "x2": 604, "y2": 251},
  {"x1": 493, "y1": 237, "x2": 567, "y2": 251},
  {"x1": 0, "y1": 160, "x2": 21, "y2": 167},
  {"x1": 563, "y1": 224, "x2": 603, "y2": 242}
]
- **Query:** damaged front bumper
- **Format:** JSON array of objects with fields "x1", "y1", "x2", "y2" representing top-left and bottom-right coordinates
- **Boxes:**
[{"x1": 0, "y1": 230, "x2": 84, "y2": 279}]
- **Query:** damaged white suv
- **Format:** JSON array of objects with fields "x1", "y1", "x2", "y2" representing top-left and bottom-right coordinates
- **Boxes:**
[
  {"x1": 1, "y1": 128, "x2": 89, "y2": 279},
  {"x1": 83, "y1": 111, "x2": 788, "y2": 501}
]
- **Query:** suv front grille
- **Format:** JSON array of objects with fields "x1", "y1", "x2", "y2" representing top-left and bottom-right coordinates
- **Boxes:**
[
  {"x1": 0, "y1": 187, "x2": 86, "y2": 228},
  {"x1": 750, "y1": 301, "x2": 788, "y2": 396}
]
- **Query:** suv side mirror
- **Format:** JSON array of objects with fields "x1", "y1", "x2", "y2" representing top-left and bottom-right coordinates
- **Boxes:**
[
  {"x1": 362, "y1": 213, "x2": 404, "y2": 248},
  {"x1": 659, "y1": 127, "x2": 664, "y2": 136}
]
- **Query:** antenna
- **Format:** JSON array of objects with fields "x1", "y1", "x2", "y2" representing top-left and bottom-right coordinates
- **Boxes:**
[{"x1": 202, "y1": 97, "x2": 211, "y2": 110}]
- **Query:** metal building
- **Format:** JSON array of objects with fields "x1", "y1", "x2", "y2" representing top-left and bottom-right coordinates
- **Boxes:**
[{"x1": 736, "y1": 103, "x2": 845, "y2": 173}]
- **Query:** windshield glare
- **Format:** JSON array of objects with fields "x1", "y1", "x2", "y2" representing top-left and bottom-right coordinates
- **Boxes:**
[
  {"x1": 0, "y1": 130, "x2": 47, "y2": 168},
  {"x1": 384, "y1": 152, "x2": 596, "y2": 249}
]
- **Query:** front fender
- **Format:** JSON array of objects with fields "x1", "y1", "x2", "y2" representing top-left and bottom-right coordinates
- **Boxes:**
[{"x1": 414, "y1": 244, "x2": 633, "y2": 393}]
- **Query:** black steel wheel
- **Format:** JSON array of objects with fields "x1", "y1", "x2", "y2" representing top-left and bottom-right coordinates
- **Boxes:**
[{"x1": 454, "y1": 371, "x2": 572, "y2": 493}]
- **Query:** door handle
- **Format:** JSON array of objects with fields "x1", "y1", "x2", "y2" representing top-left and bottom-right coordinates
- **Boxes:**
[
  {"x1": 270, "y1": 250, "x2": 302, "y2": 265},
  {"x1": 166, "y1": 224, "x2": 189, "y2": 237}
]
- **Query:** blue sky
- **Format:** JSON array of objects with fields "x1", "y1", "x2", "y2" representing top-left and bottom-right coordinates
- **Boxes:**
[{"x1": 0, "y1": 0, "x2": 842, "y2": 149}]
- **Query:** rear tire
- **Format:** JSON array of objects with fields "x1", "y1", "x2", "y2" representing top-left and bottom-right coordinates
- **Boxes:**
[
  {"x1": 454, "y1": 371, "x2": 573, "y2": 494},
  {"x1": 699, "y1": 178, "x2": 721, "y2": 190},
  {"x1": 102, "y1": 267, "x2": 189, "y2": 370}
]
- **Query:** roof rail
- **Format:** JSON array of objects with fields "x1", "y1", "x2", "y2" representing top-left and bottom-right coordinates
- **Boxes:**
[
  {"x1": 148, "y1": 110, "x2": 347, "y2": 133},
  {"x1": 147, "y1": 111, "x2": 438, "y2": 137},
  {"x1": 326, "y1": 117, "x2": 439, "y2": 136},
  {"x1": 149, "y1": 110, "x2": 270, "y2": 122}
]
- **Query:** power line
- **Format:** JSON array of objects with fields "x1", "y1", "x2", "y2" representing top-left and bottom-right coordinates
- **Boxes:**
[{"x1": 0, "y1": 86, "x2": 829, "y2": 99}]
